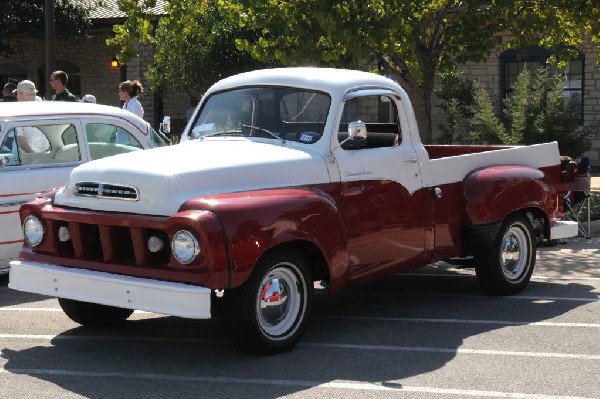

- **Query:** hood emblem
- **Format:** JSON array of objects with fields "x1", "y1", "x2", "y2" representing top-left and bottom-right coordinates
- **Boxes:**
[{"x1": 73, "y1": 181, "x2": 139, "y2": 201}]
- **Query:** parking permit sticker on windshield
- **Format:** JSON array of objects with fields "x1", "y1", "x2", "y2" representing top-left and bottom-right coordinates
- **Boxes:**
[{"x1": 192, "y1": 123, "x2": 216, "y2": 138}]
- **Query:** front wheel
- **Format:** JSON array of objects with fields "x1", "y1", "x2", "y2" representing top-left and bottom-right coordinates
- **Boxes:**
[
  {"x1": 58, "y1": 298, "x2": 134, "y2": 326},
  {"x1": 222, "y1": 249, "x2": 313, "y2": 355},
  {"x1": 475, "y1": 214, "x2": 536, "y2": 295}
]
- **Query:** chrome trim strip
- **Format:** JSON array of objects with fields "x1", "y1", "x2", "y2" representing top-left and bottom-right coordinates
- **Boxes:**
[
  {"x1": 73, "y1": 181, "x2": 140, "y2": 201},
  {"x1": 0, "y1": 199, "x2": 32, "y2": 208}
]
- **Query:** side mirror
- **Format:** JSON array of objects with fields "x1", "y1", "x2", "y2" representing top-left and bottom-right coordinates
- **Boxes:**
[
  {"x1": 160, "y1": 116, "x2": 171, "y2": 135},
  {"x1": 348, "y1": 121, "x2": 367, "y2": 141},
  {"x1": 332, "y1": 120, "x2": 368, "y2": 151}
]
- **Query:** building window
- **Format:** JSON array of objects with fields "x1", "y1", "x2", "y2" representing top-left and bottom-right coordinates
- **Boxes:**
[{"x1": 501, "y1": 47, "x2": 584, "y2": 122}]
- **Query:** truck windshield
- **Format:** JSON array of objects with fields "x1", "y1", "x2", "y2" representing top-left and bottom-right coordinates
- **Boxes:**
[{"x1": 189, "y1": 87, "x2": 331, "y2": 144}]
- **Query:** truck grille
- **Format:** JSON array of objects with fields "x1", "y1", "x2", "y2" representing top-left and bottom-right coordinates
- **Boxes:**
[
  {"x1": 73, "y1": 182, "x2": 139, "y2": 201},
  {"x1": 40, "y1": 217, "x2": 171, "y2": 267}
]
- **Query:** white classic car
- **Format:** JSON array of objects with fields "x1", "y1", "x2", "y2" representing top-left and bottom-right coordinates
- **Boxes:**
[{"x1": 0, "y1": 102, "x2": 170, "y2": 273}]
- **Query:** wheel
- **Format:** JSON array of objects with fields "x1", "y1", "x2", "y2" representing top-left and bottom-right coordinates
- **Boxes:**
[
  {"x1": 222, "y1": 249, "x2": 313, "y2": 355},
  {"x1": 475, "y1": 214, "x2": 536, "y2": 295},
  {"x1": 58, "y1": 298, "x2": 134, "y2": 326}
]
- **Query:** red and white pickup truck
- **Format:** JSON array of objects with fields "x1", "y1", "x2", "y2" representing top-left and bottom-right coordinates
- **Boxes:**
[{"x1": 9, "y1": 68, "x2": 577, "y2": 354}]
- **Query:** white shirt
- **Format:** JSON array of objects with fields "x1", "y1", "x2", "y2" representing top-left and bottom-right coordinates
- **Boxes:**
[{"x1": 123, "y1": 97, "x2": 144, "y2": 119}]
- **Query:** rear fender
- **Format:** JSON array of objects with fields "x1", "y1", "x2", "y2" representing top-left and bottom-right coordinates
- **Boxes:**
[
  {"x1": 179, "y1": 187, "x2": 347, "y2": 292},
  {"x1": 463, "y1": 165, "x2": 557, "y2": 226}
]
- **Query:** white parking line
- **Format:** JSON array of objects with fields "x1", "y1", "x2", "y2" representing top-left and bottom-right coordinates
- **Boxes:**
[
  {"x1": 301, "y1": 343, "x2": 600, "y2": 360},
  {"x1": 0, "y1": 368, "x2": 595, "y2": 399},
  {"x1": 338, "y1": 291, "x2": 600, "y2": 302},
  {"x1": 316, "y1": 315, "x2": 600, "y2": 328},
  {"x1": 394, "y1": 269, "x2": 600, "y2": 281},
  {"x1": 2, "y1": 307, "x2": 599, "y2": 328},
  {"x1": 1, "y1": 334, "x2": 598, "y2": 360},
  {"x1": 399, "y1": 272, "x2": 600, "y2": 281}
]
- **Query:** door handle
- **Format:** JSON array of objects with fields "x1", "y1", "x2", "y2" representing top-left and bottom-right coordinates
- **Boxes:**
[{"x1": 405, "y1": 158, "x2": 418, "y2": 163}]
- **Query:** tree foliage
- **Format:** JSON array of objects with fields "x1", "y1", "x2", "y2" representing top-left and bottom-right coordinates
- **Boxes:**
[
  {"x1": 437, "y1": 67, "x2": 592, "y2": 157},
  {"x1": 1, "y1": 0, "x2": 92, "y2": 56},
  {"x1": 107, "y1": 0, "x2": 273, "y2": 96},
  {"x1": 217, "y1": 0, "x2": 600, "y2": 142},
  {"x1": 110, "y1": 0, "x2": 600, "y2": 142}
]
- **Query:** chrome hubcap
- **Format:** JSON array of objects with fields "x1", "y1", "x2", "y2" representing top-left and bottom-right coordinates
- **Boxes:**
[
  {"x1": 256, "y1": 265, "x2": 304, "y2": 338},
  {"x1": 501, "y1": 225, "x2": 529, "y2": 281}
]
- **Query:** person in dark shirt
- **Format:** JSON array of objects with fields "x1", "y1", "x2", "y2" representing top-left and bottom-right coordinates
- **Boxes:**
[
  {"x1": 2, "y1": 82, "x2": 17, "y2": 102},
  {"x1": 49, "y1": 70, "x2": 77, "y2": 102}
]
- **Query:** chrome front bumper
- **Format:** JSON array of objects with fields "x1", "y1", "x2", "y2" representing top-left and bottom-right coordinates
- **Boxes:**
[{"x1": 9, "y1": 260, "x2": 211, "y2": 319}]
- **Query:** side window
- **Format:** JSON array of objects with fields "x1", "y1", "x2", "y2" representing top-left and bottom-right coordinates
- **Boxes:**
[
  {"x1": 280, "y1": 91, "x2": 330, "y2": 143},
  {"x1": 338, "y1": 95, "x2": 401, "y2": 150},
  {"x1": 0, "y1": 129, "x2": 20, "y2": 166},
  {"x1": 62, "y1": 125, "x2": 78, "y2": 145},
  {"x1": 16, "y1": 126, "x2": 50, "y2": 154},
  {"x1": 86, "y1": 123, "x2": 143, "y2": 160},
  {"x1": 2, "y1": 124, "x2": 80, "y2": 165}
]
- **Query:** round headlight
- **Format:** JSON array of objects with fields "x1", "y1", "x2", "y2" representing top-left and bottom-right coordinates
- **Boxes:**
[
  {"x1": 171, "y1": 230, "x2": 200, "y2": 265},
  {"x1": 23, "y1": 215, "x2": 44, "y2": 247}
]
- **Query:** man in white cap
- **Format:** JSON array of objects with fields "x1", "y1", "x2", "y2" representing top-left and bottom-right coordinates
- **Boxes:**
[
  {"x1": 14, "y1": 80, "x2": 47, "y2": 152},
  {"x1": 80, "y1": 94, "x2": 97, "y2": 103},
  {"x1": 14, "y1": 80, "x2": 42, "y2": 102}
]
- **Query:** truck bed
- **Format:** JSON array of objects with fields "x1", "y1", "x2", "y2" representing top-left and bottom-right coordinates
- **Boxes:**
[{"x1": 424, "y1": 142, "x2": 561, "y2": 186}]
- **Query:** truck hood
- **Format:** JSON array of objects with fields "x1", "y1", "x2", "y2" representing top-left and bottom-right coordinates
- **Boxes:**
[{"x1": 55, "y1": 139, "x2": 331, "y2": 216}]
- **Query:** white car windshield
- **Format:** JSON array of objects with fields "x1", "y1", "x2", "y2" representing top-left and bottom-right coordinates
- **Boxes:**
[{"x1": 188, "y1": 87, "x2": 331, "y2": 144}]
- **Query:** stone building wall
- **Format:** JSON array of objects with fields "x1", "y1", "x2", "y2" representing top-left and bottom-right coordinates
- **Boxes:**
[
  {"x1": 431, "y1": 36, "x2": 600, "y2": 168},
  {"x1": 0, "y1": 29, "x2": 189, "y2": 134}
]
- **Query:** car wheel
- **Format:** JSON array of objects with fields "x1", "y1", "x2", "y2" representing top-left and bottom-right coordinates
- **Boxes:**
[
  {"x1": 223, "y1": 249, "x2": 313, "y2": 355},
  {"x1": 58, "y1": 298, "x2": 134, "y2": 326},
  {"x1": 475, "y1": 214, "x2": 536, "y2": 295}
]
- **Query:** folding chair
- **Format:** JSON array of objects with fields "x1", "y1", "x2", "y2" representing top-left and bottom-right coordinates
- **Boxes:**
[{"x1": 562, "y1": 156, "x2": 592, "y2": 239}]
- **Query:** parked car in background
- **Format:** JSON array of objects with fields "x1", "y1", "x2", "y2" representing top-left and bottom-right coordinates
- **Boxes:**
[{"x1": 0, "y1": 102, "x2": 170, "y2": 273}]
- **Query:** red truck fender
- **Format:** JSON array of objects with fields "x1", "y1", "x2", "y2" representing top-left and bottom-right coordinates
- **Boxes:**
[
  {"x1": 179, "y1": 187, "x2": 349, "y2": 292},
  {"x1": 463, "y1": 164, "x2": 558, "y2": 231}
]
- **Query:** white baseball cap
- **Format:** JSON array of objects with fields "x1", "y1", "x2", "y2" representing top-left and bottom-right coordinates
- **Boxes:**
[
  {"x1": 80, "y1": 94, "x2": 97, "y2": 103},
  {"x1": 14, "y1": 80, "x2": 38, "y2": 95}
]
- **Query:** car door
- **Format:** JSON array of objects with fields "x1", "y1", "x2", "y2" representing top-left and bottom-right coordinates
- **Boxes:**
[
  {"x1": 332, "y1": 90, "x2": 430, "y2": 280},
  {"x1": 0, "y1": 119, "x2": 86, "y2": 271}
]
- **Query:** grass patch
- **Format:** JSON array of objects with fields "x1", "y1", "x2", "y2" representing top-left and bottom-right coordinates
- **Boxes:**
[
  {"x1": 590, "y1": 192, "x2": 600, "y2": 221},
  {"x1": 569, "y1": 192, "x2": 600, "y2": 221}
]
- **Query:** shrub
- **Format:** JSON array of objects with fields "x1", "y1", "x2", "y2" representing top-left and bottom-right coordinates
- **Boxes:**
[{"x1": 436, "y1": 67, "x2": 592, "y2": 157}]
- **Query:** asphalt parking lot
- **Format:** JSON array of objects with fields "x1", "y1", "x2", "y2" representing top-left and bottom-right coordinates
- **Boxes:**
[{"x1": 1, "y1": 237, "x2": 599, "y2": 399}]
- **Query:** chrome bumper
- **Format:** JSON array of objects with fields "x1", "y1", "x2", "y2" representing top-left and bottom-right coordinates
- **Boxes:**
[
  {"x1": 9, "y1": 260, "x2": 211, "y2": 319},
  {"x1": 550, "y1": 220, "x2": 579, "y2": 240}
]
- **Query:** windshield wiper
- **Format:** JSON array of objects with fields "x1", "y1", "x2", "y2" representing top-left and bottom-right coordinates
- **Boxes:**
[
  {"x1": 242, "y1": 124, "x2": 284, "y2": 142},
  {"x1": 201, "y1": 129, "x2": 244, "y2": 139}
]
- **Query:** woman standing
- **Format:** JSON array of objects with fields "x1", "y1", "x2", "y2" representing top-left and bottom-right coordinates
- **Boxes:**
[{"x1": 119, "y1": 80, "x2": 144, "y2": 119}]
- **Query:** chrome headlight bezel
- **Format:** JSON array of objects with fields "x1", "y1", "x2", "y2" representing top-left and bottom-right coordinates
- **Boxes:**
[
  {"x1": 171, "y1": 230, "x2": 200, "y2": 265},
  {"x1": 23, "y1": 215, "x2": 44, "y2": 247}
]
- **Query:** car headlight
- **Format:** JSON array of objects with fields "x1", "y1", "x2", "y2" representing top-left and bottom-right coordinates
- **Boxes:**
[
  {"x1": 171, "y1": 230, "x2": 200, "y2": 265},
  {"x1": 23, "y1": 215, "x2": 44, "y2": 247}
]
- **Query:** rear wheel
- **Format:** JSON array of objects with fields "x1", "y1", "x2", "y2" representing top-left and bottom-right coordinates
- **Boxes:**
[
  {"x1": 475, "y1": 214, "x2": 536, "y2": 295},
  {"x1": 58, "y1": 298, "x2": 134, "y2": 326},
  {"x1": 222, "y1": 249, "x2": 313, "y2": 355}
]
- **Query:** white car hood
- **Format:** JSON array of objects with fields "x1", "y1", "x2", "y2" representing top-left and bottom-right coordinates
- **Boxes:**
[{"x1": 55, "y1": 139, "x2": 331, "y2": 216}]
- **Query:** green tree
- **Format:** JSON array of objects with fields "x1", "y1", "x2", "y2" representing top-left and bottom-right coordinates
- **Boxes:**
[
  {"x1": 439, "y1": 67, "x2": 592, "y2": 156},
  {"x1": 107, "y1": 0, "x2": 272, "y2": 96},
  {"x1": 110, "y1": 0, "x2": 600, "y2": 142},
  {"x1": 1, "y1": 0, "x2": 91, "y2": 56},
  {"x1": 436, "y1": 70, "x2": 476, "y2": 144},
  {"x1": 218, "y1": 0, "x2": 600, "y2": 143}
]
